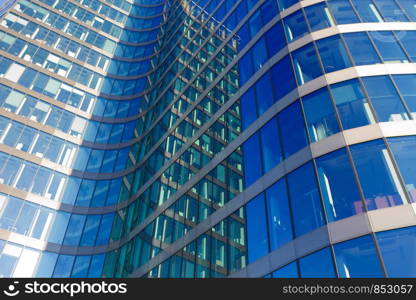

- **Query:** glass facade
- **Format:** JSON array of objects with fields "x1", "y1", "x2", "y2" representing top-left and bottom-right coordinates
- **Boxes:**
[{"x1": 0, "y1": 0, "x2": 415, "y2": 278}]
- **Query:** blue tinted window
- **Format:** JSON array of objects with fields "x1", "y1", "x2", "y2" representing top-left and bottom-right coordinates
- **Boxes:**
[
  {"x1": 397, "y1": 31, "x2": 416, "y2": 61},
  {"x1": 328, "y1": 0, "x2": 360, "y2": 24},
  {"x1": 302, "y1": 88, "x2": 340, "y2": 142},
  {"x1": 255, "y1": 73, "x2": 274, "y2": 115},
  {"x1": 35, "y1": 252, "x2": 58, "y2": 277},
  {"x1": 397, "y1": 0, "x2": 416, "y2": 21},
  {"x1": 362, "y1": 76, "x2": 409, "y2": 122},
  {"x1": 249, "y1": 10, "x2": 262, "y2": 37},
  {"x1": 283, "y1": 10, "x2": 309, "y2": 42},
  {"x1": 373, "y1": 0, "x2": 409, "y2": 21},
  {"x1": 238, "y1": 52, "x2": 253, "y2": 84},
  {"x1": 252, "y1": 37, "x2": 268, "y2": 73},
  {"x1": 53, "y1": 255, "x2": 75, "y2": 278},
  {"x1": 271, "y1": 56, "x2": 296, "y2": 99},
  {"x1": 266, "y1": 179, "x2": 293, "y2": 251},
  {"x1": 316, "y1": 35, "x2": 352, "y2": 73},
  {"x1": 241, "y1": 87, "x2": 258, "y2": 130},
  {"x1": 265, "y1": 22, "x2": 285, "y2": 57},
  {"x1": 334, "y1": 235, "x2": 383, "y2": 278},
  {"x1": 305, "y1": 2, "x2": 335, "y2": 31},
  {"x1": 369, "y1": 31, "x2": 409, "y2": 62},
  {"x1": 277, "y1": 0, "x2": 297, "y2": 11},
  {"x1": 246, "y1": 194, "x2": 269, "y2": 263},
  {"x1": 343, "y1": 32, "x2": 381, "y2": 65},
  {"x1": 392, "y1": 74, "x2": 416, "y2": 117},
  {"x1": 330, "y1": 79, "x2": 375, "y2": 129},
  {"x1": 316, "y1": 148, "x2": 362, "y2": 222},
  {"x1": 243, "y1": 133, "x2": 263, "y2": 187},
  {"x1": 260, "y1": 118, "x2": 282, "y2": 173},
  {"x1": 273, "y1": 262, "x2": 298, "y2": 278},
  {"x1": 299, "y1": 248, "x2": 336, "y2": 278},
  {"x1": 350, "y1": 140, "x2": 406, "y2": 212},
  {"x1": 287, "y1": 162, "x2": 325, "y2": 237},
  {"x1": 292, "y1": 44, "x2": 322, "y2": 85},
  {"x1": 351, "y1": 0, "x2": 383, "y2": 22},
  {"x1": 278, "y1": 101, "x2": 308, "y2": 157},
  {"x1": 388, "y1": 136, "x2": 416, "y2": 203},
  {"x1": 376, "y1": 226, "x2": 416, "y2": 277}
]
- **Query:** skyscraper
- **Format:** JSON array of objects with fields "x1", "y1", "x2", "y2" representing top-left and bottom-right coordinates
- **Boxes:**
[{"x1": 0, "y1": 0, "x2": 416, "y2": 278}]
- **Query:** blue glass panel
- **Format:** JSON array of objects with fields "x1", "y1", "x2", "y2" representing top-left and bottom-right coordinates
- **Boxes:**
[
  {"x1": 260, "y1": 117, "x2": 282, "y2": 173},
  {"x1": 243, "y1": 133, "x2": 263, "y2": 187},
  {"x1": 397, "y1": 31, "x2": 416, "y2": 61},
  {"x1": 396, "y1": 0, "x2": 416, "y2": 21},
  {"x1": 350, "y1": 140, "x2": 406, "y2": 212},
  {"x1": 302, "y1": 87, "x2": 340, "y2": 142},
  {"x1": 388, "y1": 136, "x2": 416, "y2": 202},
  {"x1": 376, "y1": 226, "x2": 416, "y2": 277},
  {"x1": 255, "y1": 73, "x2": 274, "y2": 115},
  {"x1": 316, "y1": 148, "x2": 362, "y2": 222},
  {"x1": 333, "y1": 235, "x2": 383, "y2": 278},
  {"x1": 362, "y1": 76, "x2": 409, "y2": 122},
  {"x1": 299, "y1": 248, "x2": 336, "y2": 278},
  {"x1": 350, "y1": 0, "x2": 383, "y2": 22},
  {"x1": 316, "y1": 35, "x2": 352, "y2": 73},
  {"x1": 330, "y1": 79, "x2": 375, "y2": 129},
  {"x1": 373, "y1": 0, "x2": 409, "y2": 21},
  {"x1": 328, "y1": 0, "x2": 360, "y2": 24},
  {"x1": 287, "y1": 162, "x2": 325, "y2": 237},
  {"x1": 246, "y1": 193, "x2": 269, "y2": 263},
  {"x1": 305, "y1": 2, "x2": 334, "y2": 31},
  {"x1": 271, "y1": 56, "x2": 297, "y2": 99},
  {"x1": 292, "y1": 43, "x2": 322, "y2": 85},
  {"x1": 392, "y1": 74, "x2": 416, "y2": 116},
  {"x1": 265, "y1": 21, "x2": 285, "y2": 57},
  {"x1": 369, "y1": 31, "x2": 409, "y2": 62},
  {"x1": 272, "y1": 262, "x2": 298, "y2": 278},
  {"x1": 343, "y1": 32, "x2": 381, "y2": 66},
  {"x1": 35, "y1": 252, "x2": 58, "y2": 277},
  {"x1": 278, "y1": 101, "x2": 308, "y2": 158},
  {"x1": 283, "y1": 10, "x2": 309, "y2": 42},
  {"x1": 240, "y1": 87, "x2": 257, "y2": 130},
  {"x1": 53, "y1": 255, "x2": 75, "y2": 278},
  {"x1": 266, "y1": 179, "x2": 293, "y2": 251}
]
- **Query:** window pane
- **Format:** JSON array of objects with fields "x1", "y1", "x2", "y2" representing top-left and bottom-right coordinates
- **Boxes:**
[
  {"x1": 387, "y1": 136, "x2": 416, "y2": 202},
  {"x1": 287, "y1": 162, "x2": 324, "y2": 237},
  {"x1": 328, "y1": 0, "x2": 360, "y2": 24},
  {"x1": 373, "y1": 0, "x2": 409, "y2": 21},
  {"x1": 265, "y1": 179, "x2": 293, "y2": 251},
  {"x1": 302, "y1": 87, "x2": 340, "y2": 142},
  {"x1": 362, "y1": 76, "x2": 409, "y2": 122},
  {"x1": 392, "y1": 74, "x2": 416, "y2": 118},
  {"x1": 305, "y1": 2, "x2": 335, "y2": 31},
  {"x1": 292, "y1": 44, "x2": 322, "y2": 85},
  {"x1": 283, "y1": 10, "x2": 308, "y2": 42},
  {"x1": 246, "y1": 194, "x2": 268, "y2": 263},
  {"x1": 330, "y1": 79, "x2": 375, "y2": 129},
  {"x1": 333, "y1": 235, "x2": 383, "y2": 278},
  {"x1": 316, "y1": 35, "x2": 352, "y2": 73},
  {"x1": 260, "y1": 118, "x2": 282, "y2": 173},
  {"x1": 316, "y1": 148, "x2": 362, "y2": 222},
  {"x1": 397, "y1": 31, "x2": 416, "y2": 62},
  {"x1": 369, "y1": 31, "x2": 409, "y2": 63},
  {"x1": 243, "y1": 133, "x2": 263, "y2": 187},
  {"x1": 299, "y1": 248, "x2": 336, "y2": 278},
  {"x1": 343, "y1": 32, "x2": 381, "y2": 66},
  {"x1": 278, "y1": 101, "x2": 308, "y2": 158},
  {"x1": 350, "y1": 139, "x2": 406, "y2": 212},
  {"x1": 376, "y1": 226, "x2": 416, "y2": 277},
  {"x1": 272, "y1": 262, "x2": 298, "y2": 278},
  {"x1": 351, "y1": 0, "x2": 383, "y2": 22}
]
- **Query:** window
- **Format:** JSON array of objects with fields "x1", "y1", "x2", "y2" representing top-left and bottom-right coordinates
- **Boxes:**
[
  {"x1": 327, "y1": 0, "x2": 360, "y2": 24},
  {"x1": 292, "y1": 43, "x2": 322, "y2": 85},
  {"x1": 265, "y1": 179, "x2": 293, "y2": 251},
  {"x1": 278, "y1": 101, "x2": 308, "y2": 158},
  {"x1": 362, "y1": 76, "x2": 409, "y2": 122},
  {"x1": 243, "y1": 133, "x2": 262, "y2": 187},
  {"x1": 333, "y1": 235, "x2": 383, "y2": 278},
  {"x1": 343, "y1": 32, "x2": 381, "y2": 66},
  {"x1": 283, "y1": 10, "x2": 309, "y2": 42},
  {"x1": 388, "y1": 136, "x2": 416, "y2": 202},
  {"x1": 246, "y1": 193, "x2": 269, "y2": 263},
  {"x1": 369, "y1": 31, "x2": 409, "y2": 63},
  {"x1": 270, "y1": 56, "x2": 296, "y2": 99},
  {"x1": 302, "y1": 88, "x2": 340, "y2": 142},
  {"x1": 316, "y1": 148, "x2": 362, "y2": 222},
  {"x1": 396, "y1": 0, "x2": 416, "y2": 21},
  {"x1": 287, "y1": 162, "x2": 324, "y2": 237},
  {"x1": 316, "y1": 35, "x2": 352, "y2": 73},
  {"x1": 396, "y1": 31, "x2": 416, "y2": 61},
  {"x1": 350, "y1": 140, "x2": 406, "y2": 212},
  {"x1": 376, "y1": 226, "x2": 416, "y2": 277},
  {"x1": 299, "y1": 248, "x2": 336, "y2": 278},
  {"x1": 305, "y1": 2, "x2": 335, "y2": 31},
  {"x1": 260, "y1": 118, "x2": 282, "y2": 173},
  {"x1": 373, "y1": 0, "x2": 409, "y2": 21},
  {"x1": 330, "y1": 79, "x2": 375, "y2": 129},
  {"x1": 392, "y1": 74, "x2": 416, "y2": 118},
  {"x1": 350, "y1": 0, "x2": 383, "y2": 22},
  {"x1": 272, "y1": 262, "x2": 298, "y2": 278},
  {"x1": 265, "y1": 21, "x2": 285, "y2": 57}
]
